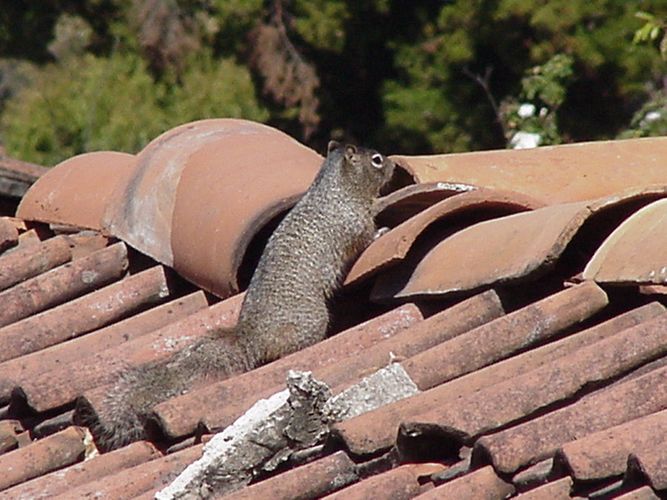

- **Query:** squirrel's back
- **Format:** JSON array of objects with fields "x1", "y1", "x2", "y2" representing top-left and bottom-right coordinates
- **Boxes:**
[{"x1": 237, "y1": 142, "x2": 395, "y2": 364}]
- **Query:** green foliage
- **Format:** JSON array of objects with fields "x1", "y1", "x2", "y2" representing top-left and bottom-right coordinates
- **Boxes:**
[
  {"x1": 1, "y1": 51, "x2": 267, "y2": 165},
  {"x1": 1, "y1": 1, "x2": 667, "y2": 164},
  {"x1": 382, "y1": 0, "x2": 666, "y2": 153},
  {"x1": 619, "y1": 92, "x2": 667, "y2": 139},
  {"x1": 500, "y1": 54, "x2": 574, "y2": 146},
  {"x1": 169, "y1": 52, "x2": 269, "y2": 123},
  {"x1": 2, "y1": 53, "x2": 165, "y2": 165},
  {"x1": 634, "y1": 11, "x2": 667, "y2": 59},
  {"x1": 520, "y1": 54, "x2": 573, "y2": 108},
  {"x1": 293, "y1": 0, "x2": 349, "y2": 53}
]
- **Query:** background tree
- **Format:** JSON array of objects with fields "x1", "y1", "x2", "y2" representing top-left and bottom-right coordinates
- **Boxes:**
[{"x1": 0, "y1": 0, "x2": 665, "y2": 165}]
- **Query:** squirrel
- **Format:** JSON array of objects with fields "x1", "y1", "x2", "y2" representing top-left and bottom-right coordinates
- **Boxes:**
[{"x1": 83, "y1": 141, "x2": 396, "y2": 450}]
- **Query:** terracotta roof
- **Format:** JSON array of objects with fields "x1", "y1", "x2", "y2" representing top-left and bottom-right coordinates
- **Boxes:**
[
  {"x1": 0, "y1": 155, "x2": 48, "y2": 199},
  {"x1": 0, "y1": 121, "x2": 666, "y2": 498}
]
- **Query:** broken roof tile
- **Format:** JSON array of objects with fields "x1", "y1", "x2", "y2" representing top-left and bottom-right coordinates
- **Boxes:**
[
  {"x1": 334, "y1": 301, "x2": 660, "y2": 456},
  {"x1": 554, "y1": 409, "x2": 667, "y2": 482},
  {"x1": 0, "y1": 265, "x2": 171, "y2": 363},
  {"x1": 153, "y1": 304, "x2": 423, "y2": 439},
  {"x1": 0, "y1": 241, "x2": 128, "y2": 331},
  {"x1": 323, "y1": 463, "x2": 445, "y2": 500},
  {"x1": 584, "y1": 198, "x2": 667, "y2": 284},
  {"x1": 223, "y1": 451, "x2": 358, "y2": 500},
  {"x1": 345, "y1": 189, "x2": 542, "y2": 287},
  {"x1": 393, "y1": 136, "x2": 667, "y2": 205},
  {"x1": 474, "y1": 364, "x2": 667, "y2": 475},
  {"x1": 415, "y1": 465, "x2": 515, "y2": 499},
  {"x1": 16, "y1": 152, "x2": 137, "y2": 231},
  {"x1": 0, "y1": 440, "x2": 160, "y2": 500},
  {"x1": 0, "y1": 426, "x2": 87, "y2": 492},
  {"x1": 0, "y1": 291, "x2": 206, "y2": 408},
  {"x1": 55, "y1": 443, "x2": 202, "y2": 499}
]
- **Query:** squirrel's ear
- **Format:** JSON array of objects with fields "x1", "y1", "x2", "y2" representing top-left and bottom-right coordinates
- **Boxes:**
[
  {"x1": 327, "y1": 140, "x2": 340, "y2": 155},
  {"x1": 344, "y1": 144, "x2": 357, "y2": 161}
]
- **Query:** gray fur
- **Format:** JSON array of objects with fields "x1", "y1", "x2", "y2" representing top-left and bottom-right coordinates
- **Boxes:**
[{"x1": 85, "y1": 142, "x2": 395, "y2": 450}]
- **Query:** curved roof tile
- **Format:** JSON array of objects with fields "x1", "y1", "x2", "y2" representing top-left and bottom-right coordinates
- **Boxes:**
[
  {"x1": 346, "y1": 188, "x2": 543, "y2": 287},
  {"x1": 393, "y1": 137, "x2": 667, "y2": 205},
  {"x1": 169, "y1": 121, "x2": 321, "y2": 297},
  {"x1": 17, "y1": 152, "x2": 137, "y2": 230},
  {"x1": 583, "y1": 198, "x2": 667, "y2": 284},
  {"x1": 102, "y1": 119, "x2": 321, "y2": 297},
  {"x1": 377, "y1": 187, "x2": 667, "y2": 299}
]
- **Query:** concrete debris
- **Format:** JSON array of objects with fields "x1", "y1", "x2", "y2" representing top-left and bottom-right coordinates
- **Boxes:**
[{"x1": 159, "y1": 364, "x2": 421, "y2": 499}]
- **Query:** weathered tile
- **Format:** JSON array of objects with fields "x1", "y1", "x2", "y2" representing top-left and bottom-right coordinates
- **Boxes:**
[
  {"x1": 0, "y1": 420, "x2": 22, "y2": 454},
  {"x1": 475, "y1": 364, "x2": 667, "y2": 474},
  {"x1": 393, "y1": 137, "x2": 667, "y2": 204},
  {"x1": 153, "y1": 304, "x2": 423, "y2": 439},
  {"x1": 514, "y1": 477, "x2": 573, "y2": 500},
  {"x1": 0, "y1": 218, "x2": 19, "y2": 251},
  {"x1": 405, "y1": 314, "x2": 667, "y2": 463},
  {"x1": 224, "y1": 451, "x2": 358, "y2": 500},
  {"x1": 555, "y1": 409, "x2": 667, "y2": 481},
  {"x1": 312, "y1": 290, "x2": 503, "y2": 393},
  {"x1": 0, "y1": 265, "x2": 170, "y2": 363},
  {"x1": 17, "y1": 152, "x2": 137, "y2": 231},
  {"x1": 0, "y1": 291, "x2": 208, "y2": 406},
  {"x1": 345, "y1": 189, "x2": 541, "y2": 286},
  {"x1": 626, "y1": 445, "x2": 667, "y2": 492},
  {"x1": 374, "y1": 188, "x2": 667, "y2": 299},
  {"x1": 0, "y1": 426, "x2": 87, "y2": 491},
  {"x1": 335, "y1": 301, "x2": 657, "y2": 456},
  {"x1": 614, "y1": 486, "x2": 661, "y2": 500},
  {"x1": 584, "y1": 198, "x2": 667, "y2": 284},
  {"x1": 0, "y1": 440, "x2": 160, "y2": 499},
  {"x1": 52, "y1": 444, "x2": 202, "y2": 499},
  {"x1": 414, "y1": 465, "x2": 514, "y2": 499},
  {"x1": 0, "y1": 242, "x2": 128, "y2": 330},
  {"x1": 36, "y1": 293, "x2": 242, "y2": 413},
  {"x1": 0, "y1": 235, "x2": 71, "y2": 292},
  {"x1": 401, "y1": 282, "x2": 607, "y2": 390},
  {"x1": 323, "y1": 463, "x2": 444, "y2": 500}
]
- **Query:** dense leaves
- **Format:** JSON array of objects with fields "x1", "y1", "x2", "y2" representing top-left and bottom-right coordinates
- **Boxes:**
[{"x1": 0, "y1": 0, "x2": 665, "y2": 165}]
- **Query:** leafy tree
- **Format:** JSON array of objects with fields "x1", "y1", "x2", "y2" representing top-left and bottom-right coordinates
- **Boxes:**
[
  {"x1": 1, "y1": 0, "x2": 666, "y2": 164},
  {"x1": 1, "y1": 49, "x2": 266, "y2": 165}
]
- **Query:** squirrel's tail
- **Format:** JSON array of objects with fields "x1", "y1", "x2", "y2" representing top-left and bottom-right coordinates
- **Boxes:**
[{"x1": 79, "y1": 332, "x2": 251, "y2": 451}]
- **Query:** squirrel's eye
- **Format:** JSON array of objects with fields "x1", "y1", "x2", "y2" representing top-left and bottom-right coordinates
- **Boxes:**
[{"x1": 371, "y1": 153, "x2": 384, "y2": 169}]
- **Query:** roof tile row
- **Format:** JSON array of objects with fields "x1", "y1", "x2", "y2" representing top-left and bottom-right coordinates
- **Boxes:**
[{"x1": 1, "y1": 126, "x2": 666, "y2": 499}]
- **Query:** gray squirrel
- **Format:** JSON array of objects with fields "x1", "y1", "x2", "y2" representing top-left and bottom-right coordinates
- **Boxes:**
[{"x1": 85, "y1": 141, "x2": 395, "y2": 450}]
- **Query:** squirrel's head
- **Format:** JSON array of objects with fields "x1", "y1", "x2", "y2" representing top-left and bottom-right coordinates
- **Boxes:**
[{"x1": 327, "y1": 140, "x2": 395, "y2": 195}]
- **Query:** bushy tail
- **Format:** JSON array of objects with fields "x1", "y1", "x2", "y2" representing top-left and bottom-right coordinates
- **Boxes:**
[{"x1": 80, "y1": 332, "x2": 251, "y2": 451}]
